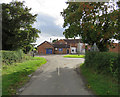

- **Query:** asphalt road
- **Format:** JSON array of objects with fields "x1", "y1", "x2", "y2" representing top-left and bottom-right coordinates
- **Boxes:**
[{"x1": 20, "y1": 55, "x2": 95, "y2": 96}]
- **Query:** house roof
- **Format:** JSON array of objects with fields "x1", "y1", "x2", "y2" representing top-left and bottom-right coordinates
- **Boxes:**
[
  {"x1": 53, "y1": 44, "x2": 70, "y2": 48},
  {"x1": 37, "y1": 41, "x2": 54, "y2": 47},
  {"x1": 63, "y1": 39, "x2": 82, "y2": 44}
]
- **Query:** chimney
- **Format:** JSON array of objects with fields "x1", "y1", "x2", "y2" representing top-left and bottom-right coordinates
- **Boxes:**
[{"x1": 50, "y1": 38, "x2": 52, "y2": 43}]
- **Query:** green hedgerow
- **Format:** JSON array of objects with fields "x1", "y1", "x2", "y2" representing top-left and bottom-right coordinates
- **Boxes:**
[
  {"x1": 85, "y1": 51, "x2": 119, "y2": 79},
  {"x1": 1, "y1": 50, "x2": 24, "y2": 65}
]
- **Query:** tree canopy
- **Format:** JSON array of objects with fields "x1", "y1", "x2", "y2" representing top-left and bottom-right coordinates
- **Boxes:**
[
  {"x1": 52, "y1": 39, "x2": 58, "y2": 43},
  {"x1": 61, "y1": 1, "x2": 119, "y2": 51},
  {"x1": 2, "y1": 1, "x2": 40, "y2": 50}
]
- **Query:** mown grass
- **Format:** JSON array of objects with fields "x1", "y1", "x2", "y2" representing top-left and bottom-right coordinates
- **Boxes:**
[
  {"x1": 2, "y1": 57, "x2": 47, "y2": 95},
  {"x1": 64, "y1": 54, "x2": 85, "y2": 58},
  {"x1": 80, "y1": 63, "x2": 119, "y2": 96}
]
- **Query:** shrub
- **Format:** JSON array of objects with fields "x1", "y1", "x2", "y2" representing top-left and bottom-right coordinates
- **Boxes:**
[
  {"x1": 1, "y1": 50, "x2": 24, "y2": 65},
  {"x1": 85, "y1": 51, "x2": 119, "y2": 78}
]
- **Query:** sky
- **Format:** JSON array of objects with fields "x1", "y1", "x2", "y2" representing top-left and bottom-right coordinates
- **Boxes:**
[{"x1": 0, "y1": 0, "x2": 68, "y2": 46}]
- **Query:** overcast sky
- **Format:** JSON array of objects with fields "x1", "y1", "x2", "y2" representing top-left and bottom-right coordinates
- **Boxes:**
[{"x1": 0, "y1": 0, "x2": 68, "y2": 46}]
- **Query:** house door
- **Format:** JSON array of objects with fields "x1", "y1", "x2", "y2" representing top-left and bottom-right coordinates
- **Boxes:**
[
  {"x1": 46, "y1": 49, "x2": 53, "y2": 54},
  {"x1": 71, "y1": 47, "x2": 76, "y2": 54},
  {"x1": 67, "y1": 49, "x2": 69, "y2": 54}
]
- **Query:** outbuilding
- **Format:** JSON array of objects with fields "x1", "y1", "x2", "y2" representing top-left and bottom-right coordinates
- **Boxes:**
[{"x1": 37, "y1": 41, "x2": 54, "y2": 54}]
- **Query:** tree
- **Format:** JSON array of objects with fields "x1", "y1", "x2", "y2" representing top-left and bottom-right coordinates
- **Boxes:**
[
  {"x1": 2, "y1": 1, "x2": 40, "y2": 50},
  {"x1": 22, "y1": 44, "x2": 33, "y2": 54},
  {"x1": 52, "y1": 39, "x2": 58, "y2": 43},
  {"x1": 61, "y1": 1, "x2": 119, "y2": 51},
  {"x1": 114, "y1": 1, "x2": 120, "y2": 40}
]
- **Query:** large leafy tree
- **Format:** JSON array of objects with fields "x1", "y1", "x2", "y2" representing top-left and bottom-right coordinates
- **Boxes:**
[
  {"x1": 61, "y1": 1, "x2": 119, "y2": 51},
  {"x1": 115, "y1": 1, "x2": 120, "y2": 40},
  {"x1": 2, "y1": 1, "x2": 40, "y2": 50}
]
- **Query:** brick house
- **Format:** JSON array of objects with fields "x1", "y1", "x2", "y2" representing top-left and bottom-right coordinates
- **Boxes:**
[{"x1": 37, "y1": 39, "x2": 85, "y2": 54}]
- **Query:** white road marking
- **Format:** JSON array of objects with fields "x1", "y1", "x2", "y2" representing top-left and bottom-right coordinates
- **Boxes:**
[{"x1": 58, "y1": 66, "x2": 60, "y2": 76}]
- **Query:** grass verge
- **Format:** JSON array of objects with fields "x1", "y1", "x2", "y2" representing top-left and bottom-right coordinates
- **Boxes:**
[
  {"x1": 64, "y1": 54, "x2": 85, "y2": 58},
  {"x1": 80, "y1": 63, "x2": 119, "y2": 96},
  {"x1": 2, "y1": 57, "x2": 47, "y2": 95}
]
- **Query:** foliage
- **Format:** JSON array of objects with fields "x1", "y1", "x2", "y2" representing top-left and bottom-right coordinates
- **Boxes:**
[
  {"x1": 2, "y1": 57, "x2": 47, "y2": 95},
  {"x1": 85, "y1": 52, "x2": 119, "y2": 78},
  {"x1": 22, "y1": 44, "x2": 33, "y2": 54},
  {"x1": 61, "y1": 1, "x2": 119, "y2": 51},
  {"x1": 114, "y1": 1, "x2": 120, "y2": 40},
  {"x1": 80, "y1": 64, "x2": 119, "y2": 95},
  {"x1": 52, "y1": 39, "x2": 58, "y2": 43},
  {"x1": 2, "y1": 1, "x2": 40, "y2": 50},
  {"x1": 2, "y1": 50, "x2": 24, "y2": 65},
  {"x1": 64, "y1": 54, "x2": 85, "y2": 58}
]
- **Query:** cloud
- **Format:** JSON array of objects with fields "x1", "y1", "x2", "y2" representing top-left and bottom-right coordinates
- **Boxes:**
[
  {"x1": 20, "y1": 0, "x2": 68, "y2": 27},
  {"x1": 0, "y1": 0, "x2": 67, "y2": 30},
  {"x1": 33, "y1": 12, "x2": 65, "y2": 37}
]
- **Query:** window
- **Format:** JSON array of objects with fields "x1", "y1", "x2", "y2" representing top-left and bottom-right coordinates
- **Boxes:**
[
  {"x1": 72, "y1": 49, "x2": 74, "y2": 52},
  {"x1": 59, "y1": 48, "x2": 63, "y2": 51}
]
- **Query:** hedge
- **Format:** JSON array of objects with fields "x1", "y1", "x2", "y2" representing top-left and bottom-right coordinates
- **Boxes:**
[
  {"x1": 1, "y1": 50, "x2": 24, "y2": 65},
  {"x1": 85, "y1": 51, "x2": 120, "y2": 78}
]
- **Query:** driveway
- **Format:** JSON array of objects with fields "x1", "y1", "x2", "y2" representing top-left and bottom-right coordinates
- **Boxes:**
[{"x1": 20, "y1": 55, "x2": 95, "y2": 96}]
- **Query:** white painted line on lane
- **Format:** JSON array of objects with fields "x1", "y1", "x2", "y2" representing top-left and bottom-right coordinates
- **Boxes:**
[{"x1": 58, "y1": 66, "x2": 60, "y2": 76}]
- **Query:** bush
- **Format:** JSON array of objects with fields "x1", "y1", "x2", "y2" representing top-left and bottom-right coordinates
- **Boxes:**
[
  {"x1": 85, "y1": 51, "x2": 119, "y2": 78},
  {"x1": 1, "y1": 50, "x2": 24, "y2": 65},
  {"x1": 23, "y1": 45, "x2": 33, "y2": 54}
]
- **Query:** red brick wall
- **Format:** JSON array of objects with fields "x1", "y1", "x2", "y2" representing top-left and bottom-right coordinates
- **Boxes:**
[
  {"x1": 109, "y1": 43, "x2": 120, "y2": 53},
  {"x1": 54, "y1": 39, "x2": 69, "y2": 54},
  {"x1": 54, "y1": 48, "x2": 70, "y2": 54},
  {"x1": 37, "y1": 42, "x2": 54, "y2": 54}
]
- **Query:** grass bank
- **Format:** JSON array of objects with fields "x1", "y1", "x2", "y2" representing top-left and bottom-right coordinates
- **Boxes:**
[
  {"x1": 2, "y1": 57, "x2": 47, "y2": 95},
  {"x1": 80, "y1": 63, "x2": 119, "y2": 96},
  {"x1": 64, "y1": 54, "x2": 85, "y2": 58}
]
